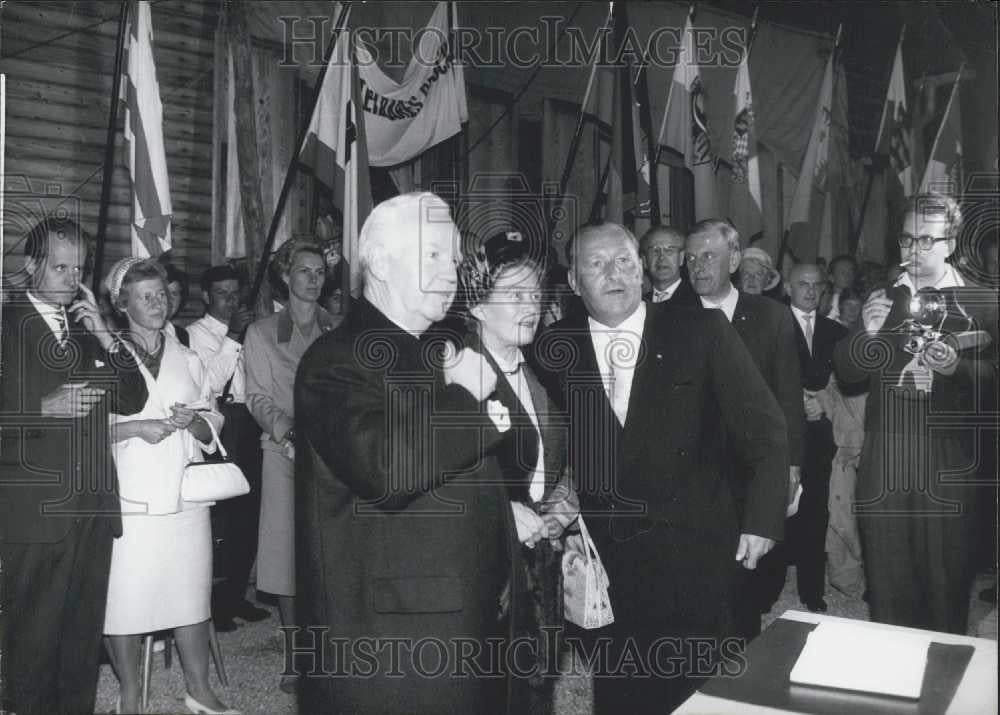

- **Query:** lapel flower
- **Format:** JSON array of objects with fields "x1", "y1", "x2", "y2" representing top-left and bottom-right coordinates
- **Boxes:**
[{"x1": 486, "y1": 399, "x2": 511, "y2": 433}]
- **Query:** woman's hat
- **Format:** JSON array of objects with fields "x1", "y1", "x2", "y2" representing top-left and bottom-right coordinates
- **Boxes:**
[
  {"x1": 104, "y1": 257, "x2": 145, "y2": 305},
  {"x1": 740, "y1": 247, "x2": 781, "y2": 291}
]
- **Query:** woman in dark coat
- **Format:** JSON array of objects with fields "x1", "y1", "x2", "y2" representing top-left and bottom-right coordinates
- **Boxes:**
[{"x1": 457, "y1": 230, "x2": 579, "y2": 714}]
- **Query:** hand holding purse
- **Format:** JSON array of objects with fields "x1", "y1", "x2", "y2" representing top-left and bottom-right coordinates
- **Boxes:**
[
  {"x1": 562, "y1": 516, "x2": 614, "y2": 629},
  {"x1": 180, "y1": 415, "x2": 250, "y2": 503}
]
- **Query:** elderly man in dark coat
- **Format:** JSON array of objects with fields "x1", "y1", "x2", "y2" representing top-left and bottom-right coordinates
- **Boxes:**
[{"x1": 294, "y1": 193, "x2": 524, "y2": 715}]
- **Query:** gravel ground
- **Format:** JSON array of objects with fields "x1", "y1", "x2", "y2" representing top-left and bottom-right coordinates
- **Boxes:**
[{"x1": 92, "y1": 570, "x2": 997, "y2": 714}]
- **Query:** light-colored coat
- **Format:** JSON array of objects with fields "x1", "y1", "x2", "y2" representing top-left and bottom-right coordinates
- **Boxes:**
[{"x1": 113, "y1": 333, "x2": 223, "y2": 515}]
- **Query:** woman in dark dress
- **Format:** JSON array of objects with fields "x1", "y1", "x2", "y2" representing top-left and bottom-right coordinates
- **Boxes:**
[{"x1": 457, "y1": 231, "x2": 579, "y2": 714}]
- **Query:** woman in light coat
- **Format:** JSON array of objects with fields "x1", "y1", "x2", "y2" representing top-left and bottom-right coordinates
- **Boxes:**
[
  {"x1": 244, "y1": 240, "x2": 337, "y2": 692},
  {"x1": 102, "y1": 258, "x2": 237, "y2": 715}
]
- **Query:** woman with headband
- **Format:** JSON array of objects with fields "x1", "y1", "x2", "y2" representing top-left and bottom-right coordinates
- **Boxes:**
[{"x1": 101, "y1": 258, "x2": 237, "y2": 714}]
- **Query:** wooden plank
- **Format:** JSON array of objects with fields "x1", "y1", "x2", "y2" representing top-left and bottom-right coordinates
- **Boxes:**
[
  {"x1": 4, "y1": 77, "x2": 214, "y2": 129},
  {"x1": 2, "y1": 61, "x2": 214, "y2": 112},
  {"x1": 3, "y1": 2, "x2": 217, "y2": 48},
  {"x1": 5, "y1": 156, "x2": 213, "y2": 199},
  {"x1": 5, "y1": 111, "x2": 212, "y2": 148},
  {"x1": 3, "y1": 25, "x2": 214, "y2": 76}
]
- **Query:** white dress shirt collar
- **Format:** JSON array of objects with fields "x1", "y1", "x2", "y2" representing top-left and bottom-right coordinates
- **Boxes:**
[
  {"x1": 651, "y1": 278, "x2": 682, "y2": 303},
  {"x1": 699, "y1": 282, "x2": 739, "y2": 322},
  {"x1": 26, "y1": 291, "x2": 69, "y2": 339},
  {"x1": 895, "y1": 264, "x2": 965, "y2": 292}
]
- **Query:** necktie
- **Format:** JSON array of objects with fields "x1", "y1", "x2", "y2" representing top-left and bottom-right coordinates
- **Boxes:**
[
  {"x1": 54, "y1": 310, "x2": 68, "y2": 346},
  {"x1": 608, "y1": 333, "x2": 629, "y2": 426},
  {"x1": 803, "y1": 314, "x2": 814, "y2": 354}
]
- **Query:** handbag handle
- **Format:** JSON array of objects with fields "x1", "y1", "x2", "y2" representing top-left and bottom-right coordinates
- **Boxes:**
[
  {"x1": 198, "y1": 412, "x2": 229, "y2": 460},
  {"x1": 576, "y1": 515, "x2": 596, "y2": 572}
]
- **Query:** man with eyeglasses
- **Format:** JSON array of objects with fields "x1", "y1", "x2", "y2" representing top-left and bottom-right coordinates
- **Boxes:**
[
  {"x1": 639, "y1": 226, "x2": 699, "y2": 305},
  {"x1": 834, "y1": 192, "x2": 998, "y2": 633}
]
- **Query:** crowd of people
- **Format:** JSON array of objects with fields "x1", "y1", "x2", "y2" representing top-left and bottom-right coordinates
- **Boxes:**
[{"x1": 0, "y1": 190, "x2": 996, "y2": 715}]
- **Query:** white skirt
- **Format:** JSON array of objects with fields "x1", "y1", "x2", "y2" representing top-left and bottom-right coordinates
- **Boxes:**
[{"x1": 104, "y1": 506, "x2": 212, "y2": 635}]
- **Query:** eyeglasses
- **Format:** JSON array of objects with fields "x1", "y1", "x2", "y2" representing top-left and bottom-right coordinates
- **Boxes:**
[
  {"x1": 898, "y1": 234, "x2": 951, "y2": 251},
  {"x1": 685, "y1": 252, "x2": 721, "y2": 268}
]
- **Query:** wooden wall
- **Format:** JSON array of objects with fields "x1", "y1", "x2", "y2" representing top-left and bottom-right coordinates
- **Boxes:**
[{"x1": 2, "y1": 0, "x2": 218, "y2": 311}]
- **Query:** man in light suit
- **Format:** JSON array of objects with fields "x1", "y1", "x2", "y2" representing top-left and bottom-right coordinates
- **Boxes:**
[
  {"x1": 295, "y1": 193, "x2": 521, "y2": 714},
  {"x1": 537, "y1": 223, "x2": 788, "y2": 713},
  {"x1": 686, "y1": 219, "x2": 805, "y2": 638},
  {"x1": 639, "y1": 225, "x2": 699, "y2": 305},
  {"x1": 0, "y1": 217, "x2": 148, "y2": 715}
]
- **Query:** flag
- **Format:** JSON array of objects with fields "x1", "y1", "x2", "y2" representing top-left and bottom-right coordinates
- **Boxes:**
[
  {"x1": 123, "y1": 0, "x2": 172, "y2": 257},
  {"x1": 786, "y1": 44, "x2": 836, "y2": 263},
  {"x1": 728, "y1": 46, "x2": 762, "y2": 243},
  {"x1": 919, "y1": 68, "x2": 963, "y2": 196},
  {"x1": 580, "y1": 3, "x2": 647, "y2": 230},
  {"x1": 874, "y1": 31, "x2": 915, "y2": 195},
  {"x1": 657, "y1": 13, "x2": 718, "y2": 221},
  {"x1": 299, "y1": 8, "x2": 373, "y2": 298},
  {"x1": 355, "y1": 2, "x2": 467, "y2": 166}
]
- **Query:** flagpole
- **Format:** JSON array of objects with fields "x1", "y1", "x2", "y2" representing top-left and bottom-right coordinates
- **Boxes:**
[
  {"x1": 92, "y1": 0, "x2": 130, "y2": 293},
  {"x1": 247, "y1": 1, "x2": 353, "y2": 309},
  {"x1": 547, "y1": 2, "x2": 614, "y2": 245},
  {"x1": 852, "y1": 25, "x2": 905, "y2": 255},
  {"x1": 745, "y1": 6, "x2": 760, "y2": 60},
  {"x1": 634, "y1": 40, "x2": 661, "y2": 226},
  {"x1": 918, "y1": 62, "x2": 964, "y2": 195}
]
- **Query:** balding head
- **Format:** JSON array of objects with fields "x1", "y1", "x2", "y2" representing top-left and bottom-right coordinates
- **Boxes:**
[
  {"x1": 360, "y1": 192, "x2": 459, "y2": 334},
  {"x1": 788, "y1": 263, "x2": 824, "y2": 313},
  {"x1": 566, "y1": 223, "x2": 643, "y2": 327}
]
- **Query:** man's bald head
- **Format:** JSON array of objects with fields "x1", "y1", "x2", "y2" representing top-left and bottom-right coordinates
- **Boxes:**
[{"x1": 788, "y1": 263, "x2": 824, "y2": 313}]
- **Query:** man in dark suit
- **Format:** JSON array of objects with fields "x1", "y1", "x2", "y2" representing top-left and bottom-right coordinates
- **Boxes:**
[
  {"x1": 786, "y1": 263, "x2": 848, "y2": 612},
  {"x1": 0, "y1": 217, "x2": 148, "y2": 715},
  {"x1": 295, "y1": 193, "x2": 521, "y2": 714},
  {"x1": 537, "y1": 223, "x2": 788, "y2": 713},
  {"x1": 686, "y1": 219, "x2": 805, "y2": 638},
  {"x1": 639, "y1": 225, "x2": 699, "y2": 305},
  {"x1": 835, "y1": 192, "x2": 998, "y2": 633}
]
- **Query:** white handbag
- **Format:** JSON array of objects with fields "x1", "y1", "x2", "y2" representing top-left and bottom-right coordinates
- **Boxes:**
[
  {"x1": 562, "y1": 516, "x2": 615, "y2": 629},
  {"x1": 180, "y1": 416, "x2": 250, "y2": 503}
]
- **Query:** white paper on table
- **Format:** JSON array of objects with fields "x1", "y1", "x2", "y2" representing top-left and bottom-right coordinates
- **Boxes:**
[
  {"x1": 786, "y1": 484, "x2": 803, "y2": 517},
  {"x1": 789, "y1": 621, "x2": 930, "y2": 699}
]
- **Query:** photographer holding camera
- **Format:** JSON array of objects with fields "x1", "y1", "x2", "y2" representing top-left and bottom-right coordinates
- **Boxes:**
[{"x1": 834, "y1": 192, "x2": 998, "y2": 634}]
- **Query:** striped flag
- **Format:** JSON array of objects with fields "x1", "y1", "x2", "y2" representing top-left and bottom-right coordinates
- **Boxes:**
[
  {"x1": 298, "y1": 8, "x2": 372, "y2": 298},
  {"x1": 123, "y1": 0, "x2": 172, "y2": 257},
  {"x1": 874, "y1": 32, "x2": 914, "y2": 195},
  {"x1": 919, "y1": 67, "x2": 964, "y2": 196},
  {"x1": 728, "y1": 46, "x2": 762, "y2": 243},
  {"x1": 657, "y1": 13, "x2": 719, "y2": 221}
]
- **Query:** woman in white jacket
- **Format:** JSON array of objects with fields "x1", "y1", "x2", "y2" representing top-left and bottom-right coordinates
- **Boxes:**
[{"x1": 102, "y1": 258, "x2": 237, "y2": 715}]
